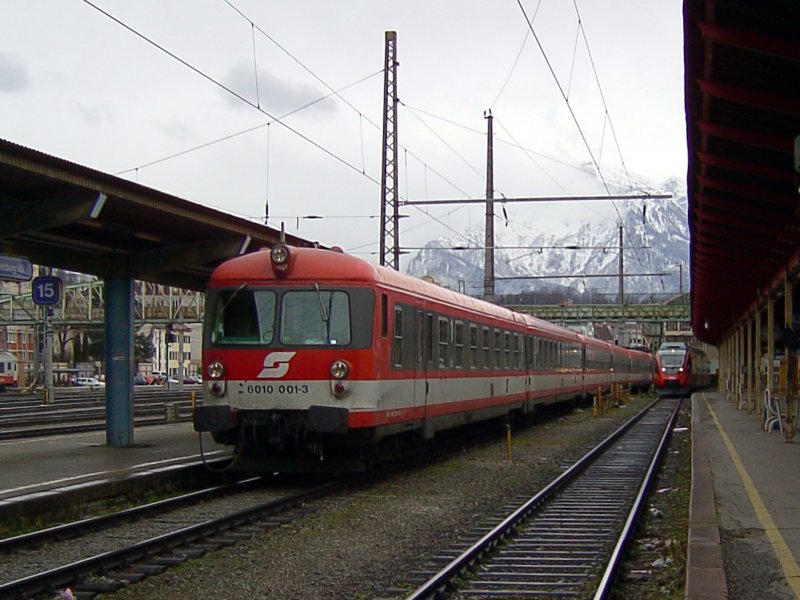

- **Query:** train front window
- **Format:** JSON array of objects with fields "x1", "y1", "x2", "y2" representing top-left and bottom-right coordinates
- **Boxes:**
[
  {"x1": 280, "y1": 290, "x2": 351, "y2": 346},
  {"x1": 214, "y1": 288, "x2": 276, "y2": 345},
  {"x1": 658, "y1": 352, "x2": 686, "y2": 368}
]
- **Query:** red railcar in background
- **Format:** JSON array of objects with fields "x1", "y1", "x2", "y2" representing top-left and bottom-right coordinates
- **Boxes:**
[
  {"x1": 0, "y1": 351, "x2": 18, "y2": 390},
  {"x1": 654, "y1": 342, "x2": 713, "y2": 396}
]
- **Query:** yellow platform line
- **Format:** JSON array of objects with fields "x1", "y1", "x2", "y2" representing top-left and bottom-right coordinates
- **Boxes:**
[{"x1": 705, "y1": 394, "x2": 800, "y2": 597}]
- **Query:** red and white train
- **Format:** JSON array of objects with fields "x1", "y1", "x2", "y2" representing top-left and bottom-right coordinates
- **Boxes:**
[
  {"x1": 194, "y1": 244, "x2": 654, "y2": 472},
  {"x1": 0, "y1": 350, "x2": 18, "y2": 390},
  {"x1": 654, "y1": 342, "x2": 714, "y2": 397}
]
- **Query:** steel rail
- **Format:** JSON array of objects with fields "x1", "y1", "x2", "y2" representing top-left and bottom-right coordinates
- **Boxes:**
[
  {"x1": 406, "y1": 398, "x2": 677, "y2": 600},
  {"x1": 593, "y1": 399, "x2": 680, "y2": 599},
  {"x1": 0, "y1": 473, "x2": 251, "y2": 553},
  {"x1": 0, "y1": 479, "x2": 347, "y2": 600}
]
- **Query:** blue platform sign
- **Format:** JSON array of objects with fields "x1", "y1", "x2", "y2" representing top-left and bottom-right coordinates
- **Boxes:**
[
  {"x1": 0, "y1": 254, "x2": 32, "y2": 282},
  {"x1": 32, "y1": 276, "x2": 62, "y2": 306}
]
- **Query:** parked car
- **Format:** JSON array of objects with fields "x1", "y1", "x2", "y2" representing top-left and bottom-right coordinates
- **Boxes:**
[
  {"x1": 75, "y1": 377, "x2": 104, "y2": 389},
  {"x1": 133, "y1": 373, "x2": 147, "y2": 385},
  {"x1": 183, "y1": 375, "x2": 202, "y2": 384}
]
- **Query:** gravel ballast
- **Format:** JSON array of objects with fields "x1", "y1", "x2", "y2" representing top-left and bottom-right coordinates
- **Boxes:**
[{"x1": 105, "y1": 397, "x2": 678, "y2": 600}]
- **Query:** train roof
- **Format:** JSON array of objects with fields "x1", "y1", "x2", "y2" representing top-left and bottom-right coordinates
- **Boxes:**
[
  {"x1": 658, "y1": 342, "x2": 687, "y2": 352},
  {"x1": 210, "y1": 246, "x2": 648, "y2": 355}
]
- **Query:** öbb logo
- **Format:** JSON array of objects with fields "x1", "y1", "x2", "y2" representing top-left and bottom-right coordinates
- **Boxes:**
[{"x1": 258, "y1": 352, "x2": 296, "y2": 378}]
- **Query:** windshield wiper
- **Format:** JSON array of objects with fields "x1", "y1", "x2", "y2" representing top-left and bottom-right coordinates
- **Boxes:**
[
  {"x1": 220, "y1": 282, "x2": 249, "y2": 313},
  {"x1": 313, "y1": 283, "x2": 333, "y2": 341},
  {"x1": 313, "y1": 283, "x2": 329, "y2": 324}
]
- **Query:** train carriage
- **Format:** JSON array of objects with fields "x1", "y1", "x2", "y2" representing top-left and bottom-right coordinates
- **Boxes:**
[
  {"x1": 194, "y1": 244, "x2": 653, "y2": 472},
  {"x1": 0, "y1": 351, "x2": 18, "y2": 390},
  {"x1": 654, "y1": 342, "x2": 713, "y2": 396}
]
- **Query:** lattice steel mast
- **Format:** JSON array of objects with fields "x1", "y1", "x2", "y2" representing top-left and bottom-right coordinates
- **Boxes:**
[
  {"x1": 379, "y1": 31, "x2": 400, "y2": 269},
  {"x1": 484, "y1": 110, "x2": 495, "y2": 302}
]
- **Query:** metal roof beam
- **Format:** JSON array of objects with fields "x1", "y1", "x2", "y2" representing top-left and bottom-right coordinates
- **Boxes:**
[
  {"x1": 693, "y1": 194, "x2": 795, "y2": 230},
  {"x1": 698, "y1": 21, "x2": 800, "y2": 62},
  {"x1": 696, "y1": 120, "x2": 793, "y2": 153},
  {"x1": 130, "y1": 236, "x2": 251, "y2": 279},
  {"x1": 697, "y1": 174, "x2": 797, "y2": 208},
  {"x1": 697, "y1": 152, "x2": 795, "y2": 185},
  {"x1": 0, "y1": 193, "x2": 105, "y2": 238},
  {"x1": 698, "y1": 79, "x2": 800, "y2": 116},
  {"x1": 693, "y1": 216, "x2": 796, "y2": 248}
]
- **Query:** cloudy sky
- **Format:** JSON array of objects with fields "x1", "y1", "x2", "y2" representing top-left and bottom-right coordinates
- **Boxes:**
[{"x1": 0, "y1": 1, "x2": 686, "y2": 267}]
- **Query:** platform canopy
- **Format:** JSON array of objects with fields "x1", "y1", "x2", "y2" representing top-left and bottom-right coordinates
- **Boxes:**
[
  {"x1": 0, "y1": 138, "x2": 318, "y2": 291},
  {"x1": 685, "y1": 0, "x2": 800, "y2": 345}
]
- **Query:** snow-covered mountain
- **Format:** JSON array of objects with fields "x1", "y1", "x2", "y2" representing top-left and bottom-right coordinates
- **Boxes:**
[{"x1": 406, "y1": 177, "x2": 688, "y2": 303}]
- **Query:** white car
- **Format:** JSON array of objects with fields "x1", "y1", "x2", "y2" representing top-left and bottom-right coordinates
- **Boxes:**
[{"x1": 75, "y1": 377, "x2": 105, "y2": 389}]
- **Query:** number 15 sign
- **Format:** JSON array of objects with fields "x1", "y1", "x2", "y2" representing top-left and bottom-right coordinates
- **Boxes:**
[{"x1": 32, "y1": 276, "x2": 62, "y2": 306}]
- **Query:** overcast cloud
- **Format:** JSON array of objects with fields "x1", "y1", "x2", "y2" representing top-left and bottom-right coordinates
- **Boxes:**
[
  {"x1": 0, "y1": 1, "x2": 686, "y2": 266},
  {"x1": 0, "y1": 52, "x2": 29, "y2": 92}
]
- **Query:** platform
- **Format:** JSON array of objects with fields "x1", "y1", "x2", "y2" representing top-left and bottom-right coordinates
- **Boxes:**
[
  {"x1": 689, "y1": 391, "x2": 800, "y2": 599},
  {"x1": 0, "y1": 423, "x2": 230, "y2": 520}
]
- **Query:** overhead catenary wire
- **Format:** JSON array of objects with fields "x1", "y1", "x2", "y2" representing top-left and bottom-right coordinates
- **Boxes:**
[
  {"x1": 225, "y1": 0, "x2": 484, "y2": 217},
  {"x1": 100, "y1": 0, "x2": 482, "y2": 255},
  {"x1": 515, "y1": 0, "x2": 613, "y2": 199},
  {"x1": 88, "y1": 0, "x2": 668, "y2": 274},
  {"x1": 78, "y1": 0, "x2": 379, "y2": 185},
  {"x1": 488, "y1": 0, "x2": 543, "y2": 107},
  {"x1": 115, "y1": 69, "x2": 384, "y2": 176},
  {"x1": 511, "y1": 0, "x2": 659, "y2": 281},
  {"x1": 570, "y1": 0, "x2": 656, "y2": 275}
]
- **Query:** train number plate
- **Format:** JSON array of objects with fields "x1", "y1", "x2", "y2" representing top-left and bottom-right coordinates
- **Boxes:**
[{"x1": 239, "y1": 382, "x2": 310, "y2": 396}]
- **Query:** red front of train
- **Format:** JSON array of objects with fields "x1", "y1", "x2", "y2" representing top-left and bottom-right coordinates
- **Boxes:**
[{"x1": 654, "y1": 342, "x2": 712, "y2": 396}]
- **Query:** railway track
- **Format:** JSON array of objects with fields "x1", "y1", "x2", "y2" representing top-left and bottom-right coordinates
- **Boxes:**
[
  {"x1": 0, "y1": 388, "x2": 199, "y2": 440},
  {"x1": 0, "y1": 476, "x2": 346, "y2": 599},
  {"x1": 404, "y1": 397, "x2": 681, "y2": 599}
]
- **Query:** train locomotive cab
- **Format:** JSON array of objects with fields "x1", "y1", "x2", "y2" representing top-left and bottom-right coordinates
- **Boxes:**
[{"x1": 655, "y1": 342, "x2": 691, "y2": 396}]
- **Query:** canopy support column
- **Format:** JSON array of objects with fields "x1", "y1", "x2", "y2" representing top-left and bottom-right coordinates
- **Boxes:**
[{"x1": 104, "y1": 277, "x2": 134, "y2": 446}]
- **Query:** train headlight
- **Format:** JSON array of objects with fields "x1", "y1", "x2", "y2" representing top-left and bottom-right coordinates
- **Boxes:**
[
  {"x1": 270, "y1": 244, "x2": 291, "y2": 278},
  {"x1": 207, "y1": 361, "x2": 225, "y2": 380},
  {"x1": 661, "y1": 367, "x2": 666, "y2": 372},
  {"x1": 678, "y1": 367, "x2": 684, "y2": 372},
  {"x1": 330, "y1": 359, "x2": 350, "y2": 398},
  {"x1": 330, "y1": 359, "x2": 349, "y2": 380}
]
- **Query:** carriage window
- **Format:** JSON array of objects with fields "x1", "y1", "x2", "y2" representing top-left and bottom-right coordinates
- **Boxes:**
[
  {"x1": 504, "y1": 332, "x2": 511, "y2": 370},
  {"x1": 392, "y1": 306, "x2": 403, "y2": 367},
  {"x1": 482, "y1": 326, "x2": 492, "y2": 369},
  {"x1": 454, "y1": 320, "x2": 464, "y2": 368},
  {"x1": 469, "y1": 324, "x2": 478, "y2": 369},
  {"x1": 494, "y1": 329, "x2": 503, "y2": 369},
  {"x1": 214, "y1": 288, "x2": 276, "y2": 345},
  {"x1": 438, "y1": 317, "x2": 450, "y2": 368},
  {"x1": 280, "y1": 290, "x2": 351, "y2": 346}
]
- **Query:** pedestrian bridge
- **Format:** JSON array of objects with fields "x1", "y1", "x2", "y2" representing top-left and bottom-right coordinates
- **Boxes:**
[
  {"x1": 0, "y1": 280, "x2": 203, "y2": 326},
  {"x1": 509, "y1": 302, "x2": 690, "y2": 323}
]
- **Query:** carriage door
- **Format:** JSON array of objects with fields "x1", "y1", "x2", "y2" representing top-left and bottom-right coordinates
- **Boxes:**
[
  {"x1": 581, "y1": 345, "x2": 587, "y2": 396},
  {"x1": 415, "y1": 308, "x2": 433, "y2": 436}
]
